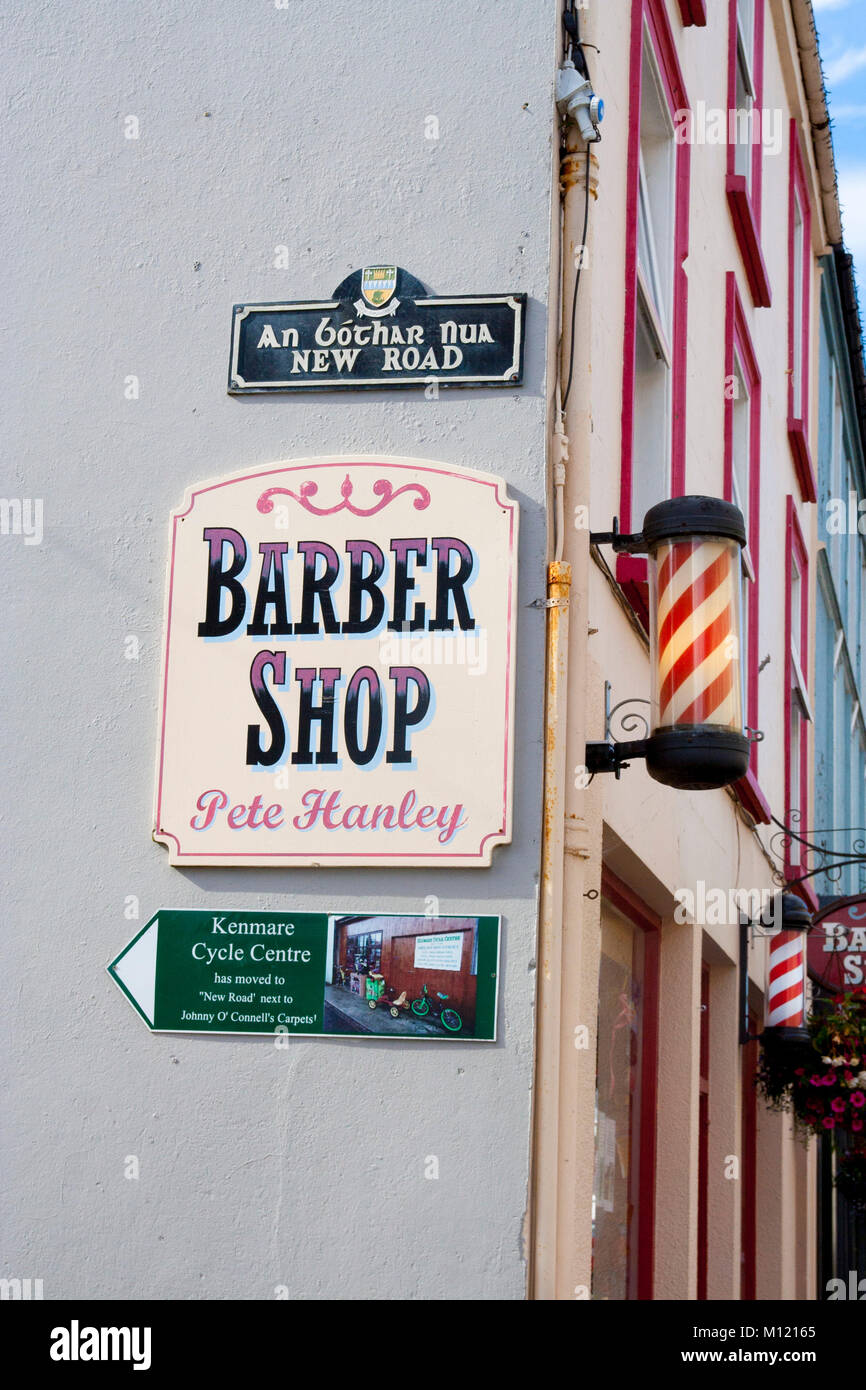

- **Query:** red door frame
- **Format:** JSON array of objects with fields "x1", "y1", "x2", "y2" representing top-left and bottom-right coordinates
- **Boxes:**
[{"x1": 601, "y1": 866, "x2": 661, "y2": 1300}]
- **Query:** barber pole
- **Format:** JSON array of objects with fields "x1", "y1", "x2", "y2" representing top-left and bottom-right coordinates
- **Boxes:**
[
  {"x1": 767, "y1": 930, "x2": 807, "y2": 1028},
  {"x1": 761, "y1": 893, "x2": 812, "y2": 1044},
  {"x1": 655, "y1": 538, "x2": 741, "y2": 729},
  {"x1": 642, "y1": 496, "x2": 750, "y2": 789}
]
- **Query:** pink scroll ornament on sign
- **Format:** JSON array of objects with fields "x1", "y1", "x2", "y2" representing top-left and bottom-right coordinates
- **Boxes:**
[{"x1": 257, "y1": 473, "x2": 431, "y2": 518}]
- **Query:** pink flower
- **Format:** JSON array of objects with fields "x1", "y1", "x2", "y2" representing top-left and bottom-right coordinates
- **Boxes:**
[
  {"x1": 831, "y1": 1097, "x2": 847, "y2": 1114},
  {"x1": 795, "y1": 1068, "x2": 805, "y2": 1076},
  {"x1": 823, "y1": 1117, "x2": 836, "y2": 1129},
  {"x1": 823, "y1": 1074, "x2": 836, "y2": 1086},
  {"x1": 851, "y1": 1092, "x2": 865, "y2": 1109},
  {"x1": 853, "y1": 1118, "x2": 864, "y2": 1133}
]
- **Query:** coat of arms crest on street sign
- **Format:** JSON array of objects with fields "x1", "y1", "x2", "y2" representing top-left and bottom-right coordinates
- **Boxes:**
[{"x1": 361, "y1": 264, "x2": 398, "y2": 308}]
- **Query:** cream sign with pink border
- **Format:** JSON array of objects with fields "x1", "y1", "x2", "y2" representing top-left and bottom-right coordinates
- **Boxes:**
[{"x1": 154, "y1": 457, "x2": 518, "y2": 867}]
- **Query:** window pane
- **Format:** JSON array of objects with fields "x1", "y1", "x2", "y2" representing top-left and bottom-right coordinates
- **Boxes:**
[
  {"x1": 791, "y1": 555, "x2": 802, "y2": 663},
  {"x1": 738, "y1": 0, "x2": 755, "y2": 64},
  {"x1": 835, "y1": 673, "x2": 849, "y2": 834},
  {"x1": 638, "y1": 162, "x2": 665, "y2": 325},
  {"x1": 634, "y1": 290, "x2": 671, "y2": 522},
  {"x1": 846, "y1": 462, "x2": 857, "y2": 623},
  {"x1": 639, "y1": 34, "x2": 674, "y2": 334},
  {"x1": 860, "y1": 739, "x2": 866, "y2": 897},
  {"x1": 734, "y1": 47, "x2": 754, "y2": 187},
  {"x1": 789, "y1": 701, "x2": 802, "y2": 864},
  {"x1": 740, "y1": 573, "x2": 751, "y2": 719},
  {"x1": 731, "y1": 354, "x2": 750, "y2": 533},
  {"x1": 633, "y1": 27, "x2": 675, "y2": 519},
  {"x1": 792, "y1": 196, "x2": 804, "y2": 419},
  {"x1": 592, "y1": 904, "x2": 647, "y2": 1301}
]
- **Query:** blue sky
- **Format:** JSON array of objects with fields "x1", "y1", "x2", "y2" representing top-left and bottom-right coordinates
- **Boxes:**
[{"x1": 813, "y1": 0, "x2": 866, "y2": 299}]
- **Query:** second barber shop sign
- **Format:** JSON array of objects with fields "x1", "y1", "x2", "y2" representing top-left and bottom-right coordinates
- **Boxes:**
[{"x1": 154, "y1": 457, "x2": 518, "y2": 867}]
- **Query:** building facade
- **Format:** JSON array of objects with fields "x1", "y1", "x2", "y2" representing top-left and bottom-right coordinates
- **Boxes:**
[
  {"x1": 531, "y1": 0, "x2": 851, "y2": 1301},
  {"x1": 812, "y1": 244, "x2": 866, "y2": 1291},
  {"x1": 814, "y1": 247, "x2": 866, "y2": 902}
]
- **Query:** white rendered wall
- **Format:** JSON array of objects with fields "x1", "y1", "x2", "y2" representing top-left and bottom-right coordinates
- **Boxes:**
[{"x1": 1, "y1": 0, "x2": 556, "y2": 1299}]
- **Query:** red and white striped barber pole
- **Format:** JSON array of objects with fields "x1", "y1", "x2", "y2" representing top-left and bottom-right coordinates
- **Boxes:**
[
  {"x1": 641, "y1": 497, "x2": 750, "y2": 790},
  {"x1": 655, "y1": 539, "x2": 741, "y2": 730},
  {"x1": 761, "y1": 892, "x2": 811, "y2": 1044},
  {"x1": 766, "y1": 930, "x2": 807, "y2": 1030}
]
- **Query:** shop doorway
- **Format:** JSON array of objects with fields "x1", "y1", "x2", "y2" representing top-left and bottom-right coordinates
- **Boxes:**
[
  {"x1": 697, "y1": 964, "x2": 710, "y2": 1300},
  {"x1": 740, "y1": 1007, "x2": 759, "y2": 1300},
  {"x1": 592, "y1": 871, "x2": 660, "y2": 1300}
]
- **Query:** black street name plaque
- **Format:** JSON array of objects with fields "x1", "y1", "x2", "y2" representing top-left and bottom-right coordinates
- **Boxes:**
[{"x1": 228, "y1": 265, "x2": 526, "y2": 393}]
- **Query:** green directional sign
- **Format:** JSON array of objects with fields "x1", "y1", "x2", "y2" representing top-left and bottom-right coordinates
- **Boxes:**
[{"x1": 108, "y1": 911, "x2": 500, "y2": 1040}]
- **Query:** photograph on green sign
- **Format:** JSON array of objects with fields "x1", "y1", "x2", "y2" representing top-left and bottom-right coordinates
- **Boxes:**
[{"x1": 108, "y1": 911, "x2": 500, "y2": 1042}]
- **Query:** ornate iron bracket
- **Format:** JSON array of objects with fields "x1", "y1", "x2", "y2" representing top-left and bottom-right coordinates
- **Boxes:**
[
  {"x1": 768, "y1": 813, "x2": 866, "y2": 890},
  {"x1": 584, "y1": 680, "x2": 651, "y2": 778}
]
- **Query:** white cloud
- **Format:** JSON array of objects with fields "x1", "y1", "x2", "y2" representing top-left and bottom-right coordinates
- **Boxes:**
[
  {"x1": 831, "y1": 104, "x2": 866, "y2": 121},
  {"x1": 825, "y1": 45, "x2": 866, "y2": 85},
  {"x1": 813, "y1": 0, "x2": 853, "y2": 12}
]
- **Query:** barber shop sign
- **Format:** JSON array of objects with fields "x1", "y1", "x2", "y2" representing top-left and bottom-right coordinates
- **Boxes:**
[
  {"x1": 809, "y1": 895, "x2": 866, "y2": 991},
  {"x1": 154, "y1": 457, "x2": 518, "y2": 867}
]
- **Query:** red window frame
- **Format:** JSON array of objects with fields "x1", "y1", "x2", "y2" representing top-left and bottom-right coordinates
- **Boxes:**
[
  {"x1": 599, "y1": 867, "x2": 660, "y2": 1302},
  {"x1": 618, "y1": 0, "x2": 691, "y2": 626},
  {"x1": 726, "y1": 0, "x2": 771, "y2": 307},
  {"x1": 678, "y1": 0, "x2": 707, "y2": 23},
  {"x1": 783, "y1": 497, "x2": 818, "y2": 910},
  {"x1": 724, "y1": 272, "x2": 770, "y2": 822},
  {"x1": 787, "y1": 121, "x2": 817, "y2": 502}
]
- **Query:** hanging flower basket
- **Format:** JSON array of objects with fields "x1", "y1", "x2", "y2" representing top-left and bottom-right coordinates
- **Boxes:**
[
  {"x1": 834, "y1": 1149, "x2": 866, "y2": 1212},
  {"x1": 757, "y1": 986, "x2": 866, "y2": 1204}
]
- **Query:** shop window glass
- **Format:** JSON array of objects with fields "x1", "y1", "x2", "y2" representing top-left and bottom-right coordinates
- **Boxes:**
[
  {"x1": 348, "y1": 931, "x2": 382, "y2": 973},
  {"x1": 592, "y1": 904, "x2": 647, "y2": 1300}
]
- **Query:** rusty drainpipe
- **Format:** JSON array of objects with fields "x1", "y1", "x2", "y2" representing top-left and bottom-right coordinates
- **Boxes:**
[
  {"x1": 528, "y1": 9, "x2": 596, "y2": 1296},
  {"x1": 528, "y1": 0, "x2": 605, "y2": 1295}
]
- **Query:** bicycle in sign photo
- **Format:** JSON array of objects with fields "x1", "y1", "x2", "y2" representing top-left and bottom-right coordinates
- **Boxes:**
[{"x1": 410, "y1": 982, "x2": 463, "y2": 1033}]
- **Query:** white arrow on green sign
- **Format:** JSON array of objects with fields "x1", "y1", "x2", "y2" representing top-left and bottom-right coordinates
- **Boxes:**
[{"x1": 108, "y1": 911, "x2": 500, "y2": 1040}]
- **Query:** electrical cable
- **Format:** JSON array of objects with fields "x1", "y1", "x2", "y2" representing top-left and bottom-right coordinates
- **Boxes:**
[
  {"x1": 561, "y1": 140, "x2": 591, "y2": 414},
  {"x1": 559, "y1": 0, "x2": 597, "y2": 415}
]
